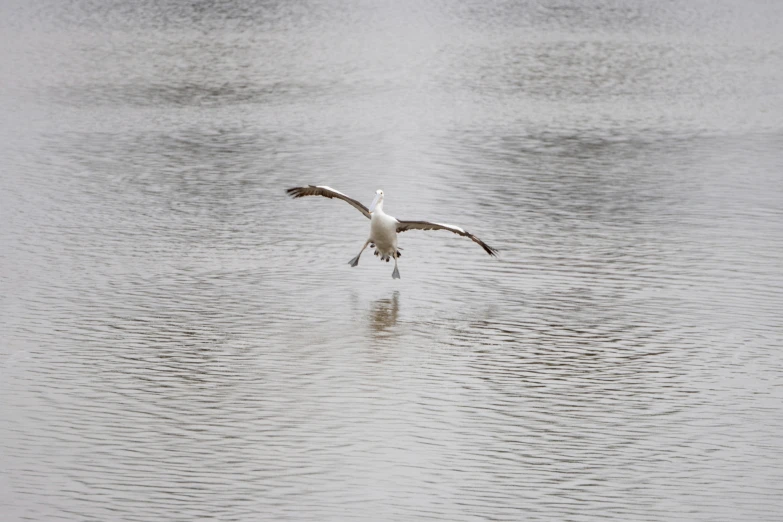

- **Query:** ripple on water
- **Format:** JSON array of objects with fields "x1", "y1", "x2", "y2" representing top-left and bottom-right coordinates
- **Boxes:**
[{"x1": 2, "y1": 0, "x2": 783, "y2": 521}]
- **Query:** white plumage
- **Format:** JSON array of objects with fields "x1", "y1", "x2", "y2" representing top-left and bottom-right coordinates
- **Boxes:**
[{"x1": 286, "y1": 185, "x2": 498, "y2": 279}]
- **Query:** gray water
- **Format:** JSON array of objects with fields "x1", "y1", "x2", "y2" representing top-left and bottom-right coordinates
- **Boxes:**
[{"x1": 2, "y1": 1, "x2": 783, "y2": 521}]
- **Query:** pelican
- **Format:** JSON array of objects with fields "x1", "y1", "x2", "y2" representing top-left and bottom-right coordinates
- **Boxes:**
[{"x1": 286, "y1": 185, "x2": 498, "y2": 279}]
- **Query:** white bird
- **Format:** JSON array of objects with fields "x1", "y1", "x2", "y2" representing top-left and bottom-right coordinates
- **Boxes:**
[{"x1": 286, "y1": 185, "x2": 498, "y2": 279}]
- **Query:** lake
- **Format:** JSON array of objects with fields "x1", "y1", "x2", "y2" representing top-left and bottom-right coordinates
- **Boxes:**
[{"x1": 1, "y1": 0, "x2": 782, "y2": 520}]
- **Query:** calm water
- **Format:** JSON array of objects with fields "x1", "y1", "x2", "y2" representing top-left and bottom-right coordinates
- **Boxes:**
[{"x1": 2, "y1": 1, "x2": 783, "y2": 521}]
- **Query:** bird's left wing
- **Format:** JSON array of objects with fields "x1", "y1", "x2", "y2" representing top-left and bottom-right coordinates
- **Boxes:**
[
  {"x1": 396, "y1": 220, "x2": 498, "y2": 256},
  {"x1": 286, "y1": 185, "x2": 371, "y2": 219}
]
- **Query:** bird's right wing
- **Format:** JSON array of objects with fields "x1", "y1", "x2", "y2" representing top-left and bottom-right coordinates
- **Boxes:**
[{"x1": 286, "y1": 185, "x2": 371, "y2": 219}]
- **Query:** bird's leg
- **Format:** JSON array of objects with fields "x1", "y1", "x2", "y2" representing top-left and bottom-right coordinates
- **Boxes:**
[
  {"x1": 391, "y1": 253, "x2": 401, "y2": 279},
  {"x1": 348, "y1": 239, "x2": 371, "y2": 267}
]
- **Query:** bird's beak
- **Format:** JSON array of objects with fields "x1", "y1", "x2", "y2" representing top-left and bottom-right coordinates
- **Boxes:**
[{"x1": 369, "y1": 193, "x2": 381, "y2": 213}]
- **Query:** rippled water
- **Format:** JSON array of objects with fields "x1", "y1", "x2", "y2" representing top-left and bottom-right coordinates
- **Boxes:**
[{"x1": 2, "y1": 1, "x2": 783, "y2": 520}]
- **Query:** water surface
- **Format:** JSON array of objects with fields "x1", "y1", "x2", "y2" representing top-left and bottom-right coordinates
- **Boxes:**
[{"x1": 2, "y1": 1, "x2": 783, "y2": 521}]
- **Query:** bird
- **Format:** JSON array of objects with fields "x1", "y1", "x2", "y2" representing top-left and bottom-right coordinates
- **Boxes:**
[{"x1": 286, "y1": 185, "x2": 498, "y2": 279}]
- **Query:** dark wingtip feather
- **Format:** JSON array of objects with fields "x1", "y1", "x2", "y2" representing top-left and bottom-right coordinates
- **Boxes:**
[
  {"x1": 468, "y1": 231, "x2": 498, "y2": 257},
  {"x1": 482, "y1": 243, "x2": 499, "y2": 257},
  {"x1": 286, "y1": 186, "x2": 305, "y2": 198}
]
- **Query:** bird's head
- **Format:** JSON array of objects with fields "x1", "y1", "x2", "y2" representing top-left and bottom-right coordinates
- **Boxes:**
[{"x1": 369, "y1": 189, "x2": 384, "y2": 213}]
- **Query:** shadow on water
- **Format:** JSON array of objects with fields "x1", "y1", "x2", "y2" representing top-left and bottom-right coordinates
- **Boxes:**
[{"x1": 368, "y1": 291, "x2": 400, "y2": 337}]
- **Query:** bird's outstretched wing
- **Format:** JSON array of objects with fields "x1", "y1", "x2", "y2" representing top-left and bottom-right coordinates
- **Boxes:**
[
  {"x1": 396, "y1": 220, "x2": 498, "y2": 256},
  {"x1": 286, "y1": 185, "x2": 371, "y2": 219}
]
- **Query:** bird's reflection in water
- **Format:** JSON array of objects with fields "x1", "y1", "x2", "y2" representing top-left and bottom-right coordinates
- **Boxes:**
[{"x1": 368, "y1": 291, "x2": 400, "y2": 336}]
